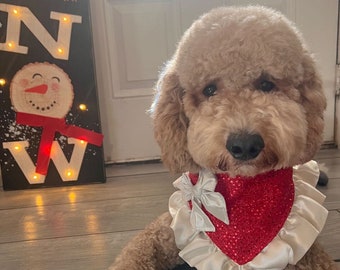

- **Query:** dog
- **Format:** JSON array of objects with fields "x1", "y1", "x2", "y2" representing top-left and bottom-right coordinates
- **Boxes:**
[{"x1": 111, "y1": 6, "x2": 336, "y2": 270}]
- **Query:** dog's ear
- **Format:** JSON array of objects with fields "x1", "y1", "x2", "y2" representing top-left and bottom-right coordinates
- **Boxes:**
[
  {"x1": 150, "y1": 65, "x2": 197, "y2": 173},
  {"x1": 298, "y1": 52, "x2": 327, "y2": 161}
]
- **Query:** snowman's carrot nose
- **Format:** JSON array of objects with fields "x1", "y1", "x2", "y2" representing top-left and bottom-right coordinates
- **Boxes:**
[{"x1": 25, "y1": 84, "x2": 48, "y2": 94}]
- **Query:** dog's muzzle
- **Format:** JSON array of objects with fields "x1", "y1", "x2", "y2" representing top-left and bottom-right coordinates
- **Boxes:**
[{"x1": 226, "y1": 133, "x2": 264, "y2": 161}]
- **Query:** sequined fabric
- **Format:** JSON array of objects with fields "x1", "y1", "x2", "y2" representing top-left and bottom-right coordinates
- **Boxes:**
[{"x1": 189, "y1": 169, "x2": 294, "y2": 265}]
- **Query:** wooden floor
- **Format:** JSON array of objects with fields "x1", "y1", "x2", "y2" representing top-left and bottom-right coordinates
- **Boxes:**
[{"x1": 0, "y1": 149, "x2": 339, "y2": 269}]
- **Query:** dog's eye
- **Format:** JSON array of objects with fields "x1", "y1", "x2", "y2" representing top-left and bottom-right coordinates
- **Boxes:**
[
  {"x1": 203, "y1": 84, "x2": 217, "y2": 97},
  {"x1": 257, "y1": 80, "x2": 276, "y2": 92}
]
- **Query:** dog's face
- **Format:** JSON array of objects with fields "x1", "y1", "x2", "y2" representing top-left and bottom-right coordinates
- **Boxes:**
[{"x1": 152, "y1": 6, "x2": 326, "y2": 176}]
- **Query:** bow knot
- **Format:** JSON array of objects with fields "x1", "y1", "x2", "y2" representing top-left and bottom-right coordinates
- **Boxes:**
[{"x1": 173, "y1": 169, "x2": 229, "y2": 232}]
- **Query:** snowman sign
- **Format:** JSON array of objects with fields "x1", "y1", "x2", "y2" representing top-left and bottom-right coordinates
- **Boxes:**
[{"x1": 0, "y1": 0, "x2": 105, "y2": 190}]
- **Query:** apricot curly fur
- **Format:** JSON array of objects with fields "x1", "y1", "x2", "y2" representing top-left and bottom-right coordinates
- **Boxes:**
[
  {"x1": 111, "y1": 6, "x2": 336, "y2": 270},
  {"x1": 109, "y1": 213, "x2": 183, "y2": 270}
]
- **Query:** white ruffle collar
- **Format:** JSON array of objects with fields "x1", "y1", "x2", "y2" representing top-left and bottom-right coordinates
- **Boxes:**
[{"x1": 169, "y1": 160, "x2": 328, "y2": 270}]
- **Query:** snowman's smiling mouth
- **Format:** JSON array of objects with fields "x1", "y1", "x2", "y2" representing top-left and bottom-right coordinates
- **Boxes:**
[{"x1": 29, "y1": 100, "x2": 57, "y2": 112}]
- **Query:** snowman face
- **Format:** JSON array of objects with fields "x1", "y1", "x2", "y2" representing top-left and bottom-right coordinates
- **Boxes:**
[{"x1": 10, "y1": 62, "x2": 74, "y2": 118}]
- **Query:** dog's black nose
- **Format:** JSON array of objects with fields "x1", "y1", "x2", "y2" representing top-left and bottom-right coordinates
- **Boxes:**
[{"x1": 226, "y1": 133, "x2": 264, "y2": 161}]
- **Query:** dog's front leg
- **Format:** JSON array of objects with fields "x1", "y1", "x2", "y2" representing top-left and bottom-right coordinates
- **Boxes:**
[{"x1": 110, "y1": 212, "x2": 183, "y2": 270}]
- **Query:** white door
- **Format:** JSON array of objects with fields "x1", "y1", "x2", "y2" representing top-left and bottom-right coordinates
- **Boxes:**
[{"x1": 90, "y1": 0, "x2": 337, "y2": 163}]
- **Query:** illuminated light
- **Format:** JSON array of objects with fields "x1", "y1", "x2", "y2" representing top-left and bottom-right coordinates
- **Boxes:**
[
  {"x1": 0, "y1": 79, "x2": 6, "y2": 86},
  {"x1": 63, "y1": 17, "x2": 68, "y2": 22},
  {"x1": 58, "y1": 48, "x2": 63, "y2": 54},
  {"x1": 79, "y1": 104, "x2": 87, "y2": 111},
  {"x1": 33, "y1": 175, "x2": 38, "y2": 180},
  {"x1": 8, "y1": 42, "x2": 13, "y2": 48},
  {"x1": 66, "y1": 170, "x2": 73, "y2": 177},
  {"x1": 14, "y1": 145, "x2": 20, "y2": 151},
  {"x1": 13, "y1": 9, "x2": 18, "y2": 15},
  {"x1": 42, "y1": 143, "x2": 52, "y2": 155},
  {"x1": 80, "y1": 140, "x2": 85, "y2": 144}
]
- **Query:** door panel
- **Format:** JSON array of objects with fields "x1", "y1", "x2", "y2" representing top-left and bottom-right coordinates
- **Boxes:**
[
  {"x1": 294, "y1": 0, "x2": 337, "y2": 142},
  {"x1": 91, "y1": 0, "x2": 179, "y2": 162}
]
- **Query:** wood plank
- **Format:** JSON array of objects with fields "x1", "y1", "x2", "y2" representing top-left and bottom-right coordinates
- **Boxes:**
[
  {"x1": 0, "y1": 195, "x2": 168, "y2": 244},
  {"x1": 318, "y1": 210, "x2": 340, "y2": 260},
  {"x1": 318, "y1": 178, "x2": 340, "y2": 210},
  {"x1": 0, "y1": 172, "x2": 176, "y2": 210},
  {"x1": 105, "y1": 162, "x2": 168, "y2": 177},
  {"x1": 316, "y1": 157, "x2": 340, "y2": 179},
  {"x1": 315, "y1": 148, "x2": 340, "y2": 160},
  {"x1": 0, "y1": 231, "x2": 139, "y2": 270},
  {"x1": 315, "y1": 149, "x2": 340, "y2": 209}
]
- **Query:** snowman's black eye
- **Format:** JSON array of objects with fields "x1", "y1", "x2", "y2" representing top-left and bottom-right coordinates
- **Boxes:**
[
  {"x1": 52, "y1": 76, "x2": 60, "y2": 83},
  {"x1": 203, "y1": 84, "x2": 217, "y2": 97},
  {"x1": 32, "y1": 73, "x2": 42, "y2": 79}
]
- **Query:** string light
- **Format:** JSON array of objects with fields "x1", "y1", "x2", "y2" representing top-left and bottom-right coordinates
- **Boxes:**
[
  {"x1": 0, "y1": 79, "x2": 6, "y2": 86},
  {"x1": 79, "y1": 104, "x2": 87, "y2": 111},
  {"x1": 13, "y1": 9, "x2": 18, "y2": 15},
  {"x1": 66, "y1": 170, "x2": 73, "y2": 177},
  {"x1": 14, "y1": 145, "x2": 20, "y2": 151},
  {"x1": 58, "y1": 48, "x2": 63, "y2": 54},
  {"x1": 63, "y1": 17, "x2": 68, "y2": 22},
  {"x1": 8, "y1": 42, "x2": 13, "y2": 48},
  {"x1": 80, "y1": 140, "x2": 85, "y2": 144}
]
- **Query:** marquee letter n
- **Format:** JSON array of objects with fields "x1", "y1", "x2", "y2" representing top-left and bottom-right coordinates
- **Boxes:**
[{"x1": 0, "y1": 4, "x2": 82, "y2": 60}]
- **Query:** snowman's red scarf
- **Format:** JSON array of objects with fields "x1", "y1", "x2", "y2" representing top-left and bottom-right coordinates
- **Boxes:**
[
  {"x1": 187, "y1": 168, "x2": 295, "y2": 265},
  {"x1": 16, "y1": 112, "x2": 103, "y2": 175}
]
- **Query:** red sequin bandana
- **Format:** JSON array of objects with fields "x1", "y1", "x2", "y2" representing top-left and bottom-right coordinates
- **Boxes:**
[{"x1": 188, "y1": 168, "x2": 295, "y2": 265}]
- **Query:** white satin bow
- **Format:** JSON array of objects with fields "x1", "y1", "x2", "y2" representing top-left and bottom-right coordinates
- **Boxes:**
[{"x1": 173, "y1": 169, "x2": 229, "y2": 232}]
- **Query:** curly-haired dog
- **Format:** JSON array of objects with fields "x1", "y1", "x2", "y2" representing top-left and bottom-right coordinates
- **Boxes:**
[{"x1": 111, "y1": 6, "x2": 337, "y2": 270}]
